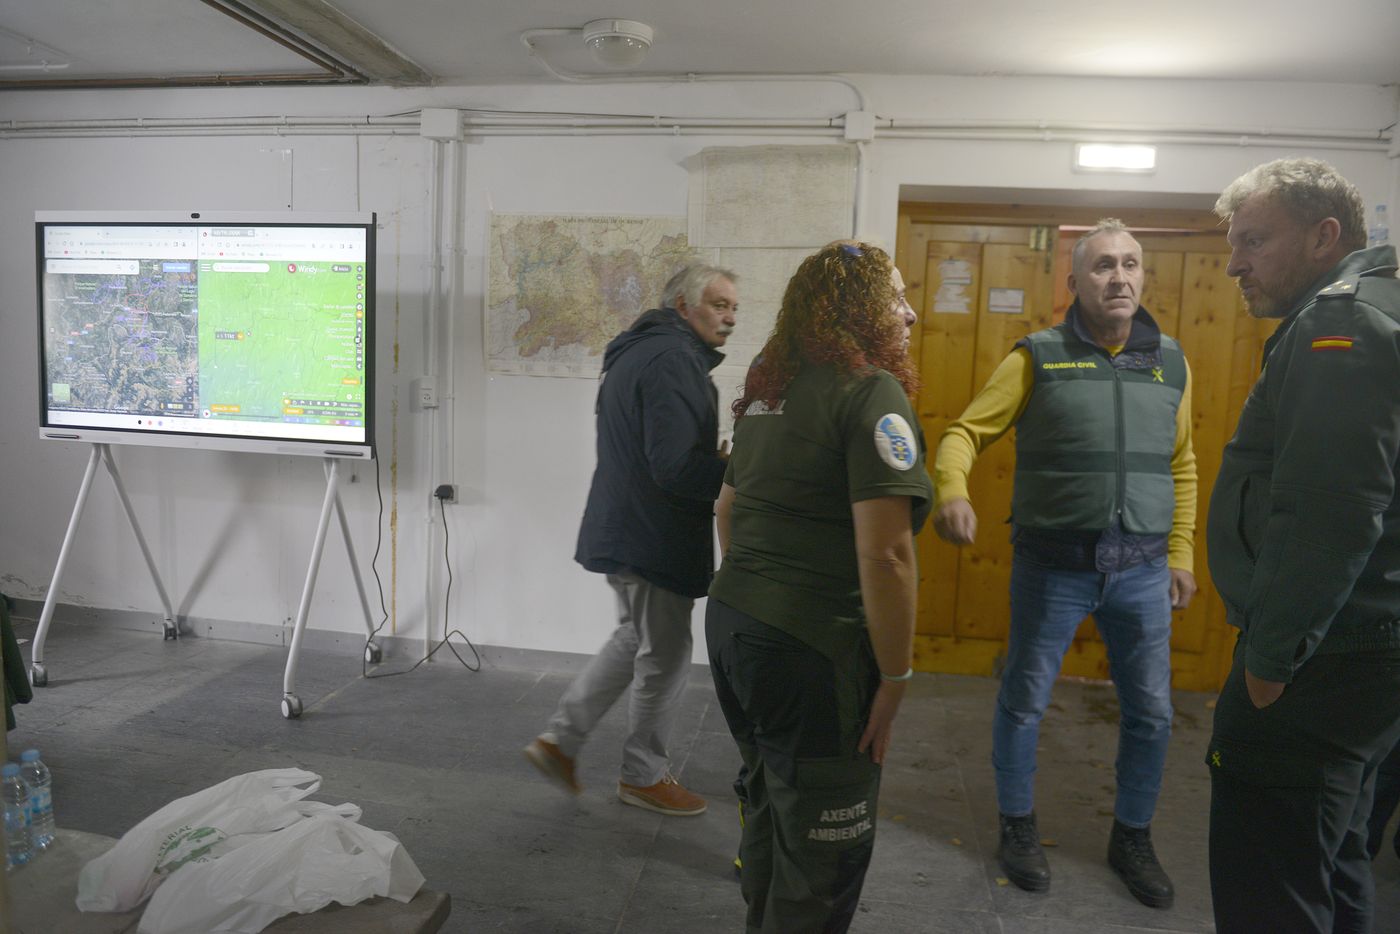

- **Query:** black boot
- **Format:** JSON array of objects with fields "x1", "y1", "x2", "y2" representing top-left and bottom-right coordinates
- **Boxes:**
[
  {"x1": 997, "y1": 812, "x2": 1051, "y2": 892},
  {"x1": 1107, "y1": 820, "x2": 1174, "y2": 908}
]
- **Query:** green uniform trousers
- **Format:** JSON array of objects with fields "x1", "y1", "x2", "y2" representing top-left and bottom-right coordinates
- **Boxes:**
[{"x1": 707, "y1": 598, "x2": 881, "y2": 934}]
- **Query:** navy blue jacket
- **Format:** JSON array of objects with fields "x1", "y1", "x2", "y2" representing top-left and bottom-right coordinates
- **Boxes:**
[{"x1": 574, "y1": 307, "x2": 727, "y2": 598}]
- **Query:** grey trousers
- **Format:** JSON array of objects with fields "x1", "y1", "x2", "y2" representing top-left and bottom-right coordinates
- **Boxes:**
[{"x1": 545, "y1": 573, "x2": 695, "y2": 786}]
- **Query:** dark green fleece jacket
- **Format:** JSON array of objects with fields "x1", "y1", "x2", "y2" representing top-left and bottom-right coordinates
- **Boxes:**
[{"x1": 1207, "y1": 245, "x2": 1400, "y2": 682}]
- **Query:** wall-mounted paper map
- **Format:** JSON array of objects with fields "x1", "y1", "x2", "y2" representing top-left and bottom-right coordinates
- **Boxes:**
[{"x1": 487, "y1": 214, "x2": 701, "y2": 377}]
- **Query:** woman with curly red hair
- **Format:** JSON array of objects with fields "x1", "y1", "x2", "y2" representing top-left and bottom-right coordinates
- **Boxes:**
[{"x1": 707, "y1": 241, "x2": 931, "y2": 932}]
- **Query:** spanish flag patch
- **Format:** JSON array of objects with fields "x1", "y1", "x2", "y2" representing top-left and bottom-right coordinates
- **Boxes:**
[{"x1": 1311, "y1": 335, "x2": 1354, "y2": 351}]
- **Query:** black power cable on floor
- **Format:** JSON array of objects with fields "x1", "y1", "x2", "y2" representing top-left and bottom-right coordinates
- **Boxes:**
[{"x1": 362, "y1": 464, "x2": 480, "y2": 680}]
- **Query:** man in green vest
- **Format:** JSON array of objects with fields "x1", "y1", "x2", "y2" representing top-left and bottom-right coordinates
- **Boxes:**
[{"x1": 932, "y1": 219, "x2": 1198, "y2": 909}]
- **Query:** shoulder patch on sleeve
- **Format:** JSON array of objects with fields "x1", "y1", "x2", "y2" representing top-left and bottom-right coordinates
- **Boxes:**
[
  {"x1": 873, "y1": 413, "x2": 918, "y2": 471},
  {"x1": 1310, "y1": 334, "x2": 1354, "y2": 351}
]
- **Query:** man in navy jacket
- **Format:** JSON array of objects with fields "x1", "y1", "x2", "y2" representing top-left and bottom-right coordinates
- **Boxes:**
[{"x1": 526, "y1": 263, "x2": 738, "y2": 815}]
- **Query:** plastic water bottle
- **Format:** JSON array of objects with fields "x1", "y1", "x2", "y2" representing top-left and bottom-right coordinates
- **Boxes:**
[
  {"x1": 1370, "y1": 204, "x2": 1390, "y2": 247},
  {"x1": 19, "y1": 749, "x2": 55, "y2": 851},
  {"x1": 2, "y1": 763, "x2": 31, "y2": 871}
]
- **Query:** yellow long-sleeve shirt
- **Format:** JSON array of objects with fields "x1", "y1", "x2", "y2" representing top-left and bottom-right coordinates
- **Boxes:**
[{"x1": 933, "y1": 345, "x2": 1197, "y2": 571}]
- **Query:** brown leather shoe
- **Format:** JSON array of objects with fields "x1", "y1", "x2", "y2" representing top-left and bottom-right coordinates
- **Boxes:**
[
  {"x1": 617, "y1": 774, "x2": 707, "y2": 816},
  {"x1": 524, "y1": 737, "x2": 581, "y2": 795}
]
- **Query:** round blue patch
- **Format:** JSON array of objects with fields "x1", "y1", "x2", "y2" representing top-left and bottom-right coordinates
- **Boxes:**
[{"x1": 874, "y1": 413, "x2": 916, "y2": 471}]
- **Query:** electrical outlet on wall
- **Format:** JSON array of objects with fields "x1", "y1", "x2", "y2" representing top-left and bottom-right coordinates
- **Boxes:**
[
  {"x1": 413, "y1": 376, "x2": 438, "y2": 408},
  {"x1": 433, "y1": 483, "x2": 458, "y2": 504}
]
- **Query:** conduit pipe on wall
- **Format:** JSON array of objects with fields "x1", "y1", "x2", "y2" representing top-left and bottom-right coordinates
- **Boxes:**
[
  {"x1": 431, "y1": 134, "x2": 463, "y2": 650},
  {"x1": 417, "y1": 131, "x2": 465, "y2": 655},
  {"x1": 0, "y1": 115, "x2": 1390, "y2": 151},
  {"x1": 1, "y1": 112, "x2": 1389, "y2": 140},
  {"x1": 463, "y1": 116, "x2": 845, "y2": 128},
  {"x1": 0, "y1": 115, "x2": 420, "y2": 131},
  {"x1": 1, "y1": 126, "x2": 1389, "y2": 152},
  {"x1": 0, "y1": 126, "x2": 419, "y2": 138},
  {"x1": 873, "y1": 128, "x2": 1392, "y2": 152},
  {"x1": 878, "y1": 118, "x2": 1395, "y2": 140},
  {"x1": 423, "y1": 137, "x2": 444, "y2": 657},
  {"x1": 854, "y1": 140, "x2": 869, "y2": 237},
  {"x1": 443, "y1": 135, "x2": 462, "y2": 577}
]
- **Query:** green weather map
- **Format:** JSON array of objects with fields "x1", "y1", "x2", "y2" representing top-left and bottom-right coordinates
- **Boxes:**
[{"x1": 197, "y1": 261, "x2": 364, "y2": 427}]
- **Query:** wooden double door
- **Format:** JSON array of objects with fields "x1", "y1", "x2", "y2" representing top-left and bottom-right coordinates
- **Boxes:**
[{"x1": 896, "y1": 205, "x2": 1276, "y2": 693}]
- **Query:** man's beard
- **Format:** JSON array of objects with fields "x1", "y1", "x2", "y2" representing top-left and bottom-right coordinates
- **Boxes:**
[{"x1": 1241, "y1": 262, "x2": 1320, "y2": 320}]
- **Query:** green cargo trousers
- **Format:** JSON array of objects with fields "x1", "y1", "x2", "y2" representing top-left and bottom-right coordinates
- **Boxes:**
[{"x1": 707, "y1": 598, "x2": 882, "y2": 934}]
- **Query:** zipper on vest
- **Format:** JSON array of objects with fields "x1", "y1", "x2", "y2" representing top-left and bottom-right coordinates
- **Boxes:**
[{"x1": 1113, "y1": 365, "x2": 1126, "y2": 520}]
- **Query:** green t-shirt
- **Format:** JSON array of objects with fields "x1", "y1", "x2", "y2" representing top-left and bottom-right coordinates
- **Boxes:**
[{"x1": 710, "y1": 363, "x2": 932, "y2": 660}]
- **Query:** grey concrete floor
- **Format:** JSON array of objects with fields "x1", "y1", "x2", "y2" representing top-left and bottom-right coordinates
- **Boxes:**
[{"x1": 6, "y1": 612, "x2": 1400, "y2": 933}]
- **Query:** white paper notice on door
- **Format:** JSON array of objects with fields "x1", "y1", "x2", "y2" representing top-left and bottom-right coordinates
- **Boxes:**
[
  {"x1": 988, "y1": 288, "x2": 1025, "y2": 315},
  {"x1": 933, "y1": 259, "x2": 974, "y2": 314}
]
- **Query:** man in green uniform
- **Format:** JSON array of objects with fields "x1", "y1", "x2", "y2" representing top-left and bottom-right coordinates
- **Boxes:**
[
  {"x1": 1206, "y1": 157, "x2": 1400, "y2": 933},
  {"x1": 933, "y1": 220, "x2": 1197, "y2": 908}
]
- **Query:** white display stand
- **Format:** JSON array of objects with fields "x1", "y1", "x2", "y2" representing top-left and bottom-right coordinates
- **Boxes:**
[{"x1": 30, "y1": 444, "x2": 381, "y2": 719}]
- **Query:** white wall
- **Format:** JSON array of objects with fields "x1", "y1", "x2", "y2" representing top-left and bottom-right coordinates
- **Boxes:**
[
  {"x1": 0, "y1": 132, "x2": 436, "y2": 641},
  {"x1": 1, "y1": 76, "x2": 1396, "y2": 664}
]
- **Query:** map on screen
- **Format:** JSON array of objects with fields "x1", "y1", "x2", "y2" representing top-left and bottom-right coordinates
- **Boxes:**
[{"x1": 36, "y1": 213, "x2": 375, "y2": 457}]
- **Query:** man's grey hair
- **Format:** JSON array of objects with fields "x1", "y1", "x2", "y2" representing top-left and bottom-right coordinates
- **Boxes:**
[
  {"x1": 1214, "y1": 158, "x2": 1367, "y2": 253},
  {"x1": 662, "y1": 263, "x2": 738, "y2": 310},
  {"x1": 1071, "y1": 218, "x2": 1136, "y2": 274}
]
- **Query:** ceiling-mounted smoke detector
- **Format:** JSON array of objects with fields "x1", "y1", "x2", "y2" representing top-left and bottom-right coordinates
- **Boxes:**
[{"x1": 581, "y1": 19, "x2": 654, "y2": 68}]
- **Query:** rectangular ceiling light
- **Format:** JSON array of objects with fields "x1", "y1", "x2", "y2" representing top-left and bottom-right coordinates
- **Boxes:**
[{"x1": 1074, "y1": 143, "x2": 1157, "y2": 173}]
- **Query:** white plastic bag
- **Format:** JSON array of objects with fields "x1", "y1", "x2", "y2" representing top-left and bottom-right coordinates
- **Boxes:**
[
  {"x1": 77, "y1": 768, "x2": 323, "y2": 912},
  {"x1": 136, "y1": 812, "x2": 426, "y2": 934}
]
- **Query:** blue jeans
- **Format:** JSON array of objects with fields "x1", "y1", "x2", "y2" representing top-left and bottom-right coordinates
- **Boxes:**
[{"x1": 993, "y1": 554, "x2": 1173, "y2": 828}]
